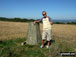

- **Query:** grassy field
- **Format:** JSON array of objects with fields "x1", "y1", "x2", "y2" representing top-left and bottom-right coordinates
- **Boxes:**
[{"x1": 0, "y1": 21, "x2": 76, "y2": 57}]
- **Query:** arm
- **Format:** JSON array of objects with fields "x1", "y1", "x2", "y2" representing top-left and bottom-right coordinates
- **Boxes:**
[
  {"x1": 34, "y1": 20, "x2": 40, "y2": 24},
  {"x1": 34, "y1": 18, "x2": 43, "y2": 24},
  {"x1": 48, "y1": 17, "x2": 53, "y2": 25}
]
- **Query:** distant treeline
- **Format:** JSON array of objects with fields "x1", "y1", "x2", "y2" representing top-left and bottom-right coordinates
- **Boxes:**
[
  {"x1": 0, "y1": 17, "x2": 35, "y2": 22},
  {"x1": 0, "y1": 17, "x2": 76, "y2": 24},
  {"x1": 53, "y1": 22, "x2": 76, "y2": 25}
]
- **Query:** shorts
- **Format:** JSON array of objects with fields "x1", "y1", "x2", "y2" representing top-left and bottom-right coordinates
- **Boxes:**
[{"x1": 42, "y1": 29, "x2": 52, "y2": 41}]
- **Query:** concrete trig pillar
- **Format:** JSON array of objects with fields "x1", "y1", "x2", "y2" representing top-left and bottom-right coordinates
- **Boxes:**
[{"x1": 26, "y1": 22, "x2": 41, "y2": 45}]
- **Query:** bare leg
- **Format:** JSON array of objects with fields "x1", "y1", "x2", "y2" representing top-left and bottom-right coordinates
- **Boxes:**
[
  {"x1": 40, "y1": 40, "x2": 45, "y2": 48},
  {"x1": 41, "y1": 40, "x2": 45, "y2": 46},
  {"x1": 47, "y1": 41, "x2": 50, "y2": 46}
]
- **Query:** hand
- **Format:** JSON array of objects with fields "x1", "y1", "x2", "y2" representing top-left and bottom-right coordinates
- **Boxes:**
[
  {"x1": 34, "y1": 21, "x2": 37, "y2": 24},
  {"x1": 50, "y1": 22, "x2": 53, "y2": 25}
]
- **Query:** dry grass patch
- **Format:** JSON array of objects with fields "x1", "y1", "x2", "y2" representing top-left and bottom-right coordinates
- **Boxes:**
[
  {"x1": 0, "y1": 21, "x2": 76, "y2": 51},
  {"x1": 0, "y1": 21, "x2": 28, "y2": 40}
]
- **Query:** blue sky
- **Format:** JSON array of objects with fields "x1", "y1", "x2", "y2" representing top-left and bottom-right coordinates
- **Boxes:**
[{"x1": 0, "y1": 0, "x2": 76, "y2": 20}]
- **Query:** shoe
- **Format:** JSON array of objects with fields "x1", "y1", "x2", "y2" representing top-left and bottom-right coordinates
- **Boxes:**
[
  {"x1": 40, "y1": 45, "x2": 44, "y2": 48},
  {"x1": 46, "y1": 45, "x2": 50, "y2": 48}
]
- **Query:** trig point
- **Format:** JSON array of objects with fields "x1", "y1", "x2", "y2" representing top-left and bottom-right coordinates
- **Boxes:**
[{"x1": 26, "y1": 22, "x2": 41, "y2": 45}]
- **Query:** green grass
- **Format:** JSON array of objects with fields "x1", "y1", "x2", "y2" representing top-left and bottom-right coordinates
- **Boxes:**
[
  {"x1": 0, "y1": 38, "x2": 74, "y2": 57},
  {"x1": 0, "y1": 38, "x2": 50, "y2": 57}
]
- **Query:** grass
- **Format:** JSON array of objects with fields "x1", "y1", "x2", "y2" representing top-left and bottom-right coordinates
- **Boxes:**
[
  {"x1": 0, "y1": 38, "x2": 56, "y2": 57},
  {"x1": 0, "y1": 21, "x2": 76, "y2": 57},
  {"x1": 0, "y1": 21, "x2": 28, "y2": 40},
  {"x1": 0, "y1": 38, "x2": 74, "y2": 57}
]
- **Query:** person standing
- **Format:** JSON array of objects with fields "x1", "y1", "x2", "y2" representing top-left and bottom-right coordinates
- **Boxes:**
[{"x1": 34, "y1": 11, "x2": 53, "y2": 48}]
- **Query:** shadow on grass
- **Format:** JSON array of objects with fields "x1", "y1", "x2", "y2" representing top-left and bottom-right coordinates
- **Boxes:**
[
  {"x1": 44, "y1": 40, "x2": 55, "y2": 46},
  {"x1": 0, "y1": 40, "x2": 3, "y2": 43}
]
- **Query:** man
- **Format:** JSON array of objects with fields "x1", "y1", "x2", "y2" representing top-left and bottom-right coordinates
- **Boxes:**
[{"x1": 34, "y1": 11, "x2": 53, "y2": 48}]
